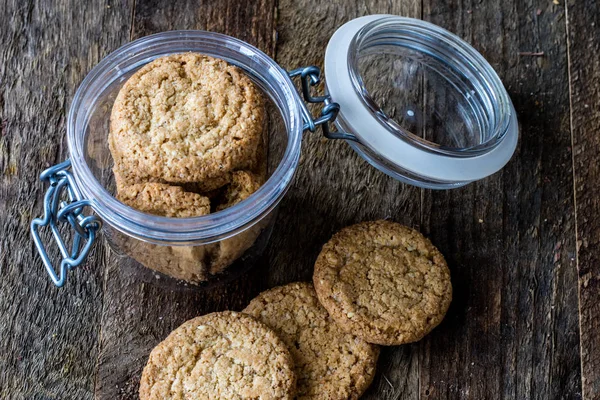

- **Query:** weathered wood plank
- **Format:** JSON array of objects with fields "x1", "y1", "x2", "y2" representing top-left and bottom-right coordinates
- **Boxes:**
[
  {"x1": 420, "y1": 1, "x2": 581, "y2": 399},
  {"x1": 567, "y1": 0, "x2": 600, "y2": 398},
  {"x1": 0, "y1": 0, "x2": 132, "y2": 399},
  {"x1": 93, "y1": 1, "x2": 277, "y2": 399},
  {"x1": 271, "y1": 1, "x2": 423, "y2": 399},
  {"x1": 0, "y1": 1, "x2": 587, "y2": 400}
]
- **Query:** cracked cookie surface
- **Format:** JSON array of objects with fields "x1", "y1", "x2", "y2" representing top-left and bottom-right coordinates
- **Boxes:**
[
  {"x1": 244, "y1": 282, "x2": 379, "y2": 400},
  {"x1": 109, "y1": 52, "x2": 264, "y2": 192},
  {"x1": 139, "y1": 311, "x2": 297, "y2": 400},
  {"x1": 313, "y1": 220, "x2": 452, "y2": 345}
]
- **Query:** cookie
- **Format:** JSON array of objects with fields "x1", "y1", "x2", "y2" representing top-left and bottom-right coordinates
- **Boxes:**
[
  {"x1": 114, "y1": 178, "x2": 266, "y2": 283},
  {"x1": 109, "y1": 52, "x2": 265, "y2": 192},
  {"x1": 116, "y1": 238, "x2": 213, "y2": 283},
  {"x1": 139, "y1": 311, "x2": 297, "y2": 400},
  {"x1": 215, "y1": 170, "x2": 264, "y2": 211},
  {"x1": 115, "y1": 183, "x2": 212, "y2": 281},
  {"x1": 117, "y1": 182, "x2": 210, "y2": 218},
  {"x1": 208, "y1": 170, "x2": 266, "y2": 275},
  {"x1": 313, "y1": 220, "x2": 452, "y2": 346},
  {"x1": 244, "y1": 282, "x2": 379, "y2": 400}
]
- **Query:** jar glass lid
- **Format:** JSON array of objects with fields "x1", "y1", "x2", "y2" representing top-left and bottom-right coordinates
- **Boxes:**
[{"x1": 324, "y1": 15, "x2": 518, "y2": 188}]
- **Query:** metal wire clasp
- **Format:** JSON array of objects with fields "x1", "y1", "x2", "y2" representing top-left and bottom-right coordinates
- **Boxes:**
[
  {"x1": 288, "y1": 66, "x2": 357, "y2": 142},
  {"x1": 30, "y1": 159, "x2": 102, "y2": 287}
]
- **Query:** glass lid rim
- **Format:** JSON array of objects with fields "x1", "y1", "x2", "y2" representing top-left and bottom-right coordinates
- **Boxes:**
[
  {"x1": 324, "y1": 15, "x2": 519, "y2": 183},
  {"x1": 347, "y1": 15, "x2": 513, "y2": 157},
  {"x1": 67, "y1": 30, "x2": 304, "y2": 243}
]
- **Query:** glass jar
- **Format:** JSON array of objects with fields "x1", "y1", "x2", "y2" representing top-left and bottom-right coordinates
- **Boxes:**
[{"x1": 31, "y1": 15, "x2": 518, "y2": 287}]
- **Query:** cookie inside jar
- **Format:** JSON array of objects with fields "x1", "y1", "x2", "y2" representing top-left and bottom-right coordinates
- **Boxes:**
[{"x1": 84, "y1": 51, "x2": 287, "y2": 284}]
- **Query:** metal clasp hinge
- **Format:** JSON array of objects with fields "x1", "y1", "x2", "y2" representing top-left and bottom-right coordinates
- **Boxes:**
[
  {"x1": 30, "y1": 159, "x2": 102, "y2": 287},
  {"x1": 288, "y1": 66, "x2": 358, "y2": 142}
]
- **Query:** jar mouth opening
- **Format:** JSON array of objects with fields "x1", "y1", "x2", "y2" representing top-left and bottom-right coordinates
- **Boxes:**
[
  {"x1": 67, "y1": 31, "x2": 303, "y2": 244},
  {"x1": 347, "y1": 16, "x2": 513, "y2": 158}
]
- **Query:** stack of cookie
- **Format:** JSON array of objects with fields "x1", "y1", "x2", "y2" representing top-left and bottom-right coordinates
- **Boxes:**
[
  {"x1": 139, "y1": 220, "x2": 453, "y2": 399},
  {"x1": 107, "y1": 53, "x2": 268, "y2": 282}
]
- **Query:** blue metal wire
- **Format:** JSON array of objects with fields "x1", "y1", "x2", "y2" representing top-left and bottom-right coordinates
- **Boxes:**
[
  {"x1": 288, "y1": 66, "x2": 358, "y2": 142},
  {"x1": 30, "y1": 159, "x2": 102, "y2": 287}
]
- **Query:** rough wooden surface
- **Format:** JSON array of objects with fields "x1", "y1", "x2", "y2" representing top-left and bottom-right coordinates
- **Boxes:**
[
  {"x1": 0, "y1": 0, "x2": 596, "y2": 399},
  {"x1": 0, "y1": 1, "x2": 131, "y2": 399},
  {"x1": 567, "y1": 0, "x2": 600, "y2": 398},
  {"x1": 274, "y1": 0, "x2": 581, "y2": 399},
  {"x1": 420, "y1": 1, "x2": 581, "y2": 398}
]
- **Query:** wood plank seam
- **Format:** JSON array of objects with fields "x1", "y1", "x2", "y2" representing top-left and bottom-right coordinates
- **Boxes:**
[
  {"x1": 564, "y1": 3, "x2": 585, "y2": 398},
  {"x1": 565, "y1": 0, "x2": 600, "y2": 398},
  {"x1": 129, "y1": 0, "x2": 137, "y2": 41}
]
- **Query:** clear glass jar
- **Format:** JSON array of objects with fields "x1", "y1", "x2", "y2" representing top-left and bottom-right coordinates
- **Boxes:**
[
  {"x1": 59, "y1": 31, "x2": 304, "y2": 286},
  {"x1": 32, "y1": 15, "x2": 518, "y2": 287}
]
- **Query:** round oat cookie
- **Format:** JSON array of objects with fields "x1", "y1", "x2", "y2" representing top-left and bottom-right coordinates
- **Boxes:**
[
  {"x1": 313, "y1": 220, "x2": 452, "y2": 346},
  {"x1": 243, "y1": 282, "x2": 379, "y2": 400},
  {"x1": 117, "y1": 182, "x2": 210, "y2": 218},
  {"x1": 139, "y1": 311, "x2": 297, "y2": 400},
  {"x1": 109, "y1": 52, "x2": 265, "y2": 192}
]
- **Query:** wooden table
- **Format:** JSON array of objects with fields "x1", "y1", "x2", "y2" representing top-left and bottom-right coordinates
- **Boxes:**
[{"x1": 1, "y1": 0, "x2": 598, "y2": 399}]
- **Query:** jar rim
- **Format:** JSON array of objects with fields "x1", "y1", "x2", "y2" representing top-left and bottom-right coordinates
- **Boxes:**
[
  {"x1": 67, "y1": 31, "x2": 303, "y2": 244},
  {"x1": 324, "y1": 15, "x2": 518, "y2": 185},
  {"x1": 348, "y1": 16, "x2": 512, "y2": 157}
]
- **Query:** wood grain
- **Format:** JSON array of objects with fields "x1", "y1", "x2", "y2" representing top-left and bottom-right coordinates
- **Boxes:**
[
  {"x1": 567, "y1": 0, "x2": 600, "y2": 398},
  {"x1": 271, "y1": 1, "x2": 424, "y2": 399},
  {"x1": 0, "y1": 0, "x2": 132, "y2": 399},
  {"x1": 420, "y1": 1, "x2": 581, "y2": 398},
  {"x1": 275, "y1": 0, "x2": 582, "y2": 398},
  {"x1": 0, "y1": 1, "x2": 593, "y2": 399},
  {"x1": 93, "y1": 1, "x2": 277, "y2": 399}
]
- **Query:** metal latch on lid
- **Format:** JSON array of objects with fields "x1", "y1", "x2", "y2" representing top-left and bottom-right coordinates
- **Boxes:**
[
  {"x1": 288, "y1": 66, "x2": 357, "y2": 142},
  {"x1": 30, "y1": 160, "x2": 101, "y2": 287}
]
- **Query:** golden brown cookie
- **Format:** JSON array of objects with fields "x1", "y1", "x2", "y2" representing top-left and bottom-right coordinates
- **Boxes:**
[
  {"x1": 139, "y1": 311, "x2": 297, "y2": 400},
  {"x1": 114, "y1": 237, "x2": 213, "y2": 283},
  {"x1": 208, "y1": 170, "x2": 266, "y2": 275},
  {"x1": 115, "y1": 183, "x2": 212, "y2": 282},
  {"x1": 114, "y1": 179, "x2": 266, "y2": 283},
  {"x1": 109, "y1": 52, "x2": 265, "y2": 192},
  {"x1": 117, "y1": 182, "x2": 210, "y2": 218},
  {"x1": 244, "y1": 282, "x2": 379, "y2": 400},
  {"x1": 215, "y1": 170, "x2": 264, "y2": 211},
  {"x1": 313, "y1": 220, "x2": 452, "y2": 346}
]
